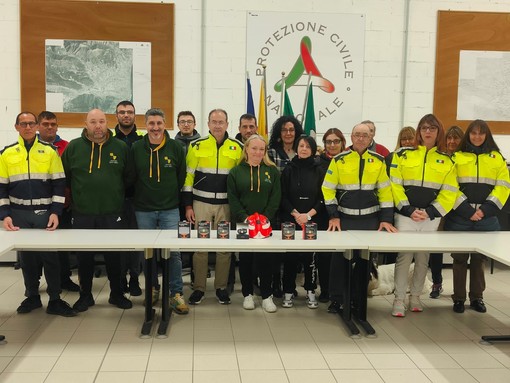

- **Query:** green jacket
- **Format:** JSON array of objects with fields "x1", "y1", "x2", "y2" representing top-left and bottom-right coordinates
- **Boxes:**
[
  {"x1": 227, "y1": 161, "x2": 281, "y2": 223},
  {"x1": 130, "y1": 131, "x2": 186, "y2": 211},
  {"x1": 62, "y1": 129, "x2": 130, "y2": 216}
]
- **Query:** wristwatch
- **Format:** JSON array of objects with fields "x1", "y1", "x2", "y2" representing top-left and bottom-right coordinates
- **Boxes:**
[{"x1": 306, "y1": 214, "x2": 312, "y2": 221}]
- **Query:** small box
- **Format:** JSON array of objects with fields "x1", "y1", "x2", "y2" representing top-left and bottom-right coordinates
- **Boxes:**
[
  {"x1": 217, "y1": 221, "x2": 230, "y2": 239},
  {"x1": 303, "y1": 222, "x2": 317, "y2": 240},
  {"x1": 178, "y1": 221, "x2": 191, "y2": 238},
  {"x1": 236, "y1": 222, "x2": 249, "y2": 239},
  {"x1": 197, "y1": 220, "x2": 211, "y2": 238},
  {"x1": 281, "y1": 222, "x2": 295, "y2": 240}
]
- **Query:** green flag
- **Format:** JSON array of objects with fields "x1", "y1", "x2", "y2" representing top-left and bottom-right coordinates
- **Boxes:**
[
  {"x1": 283, "y1": 89, "x2": 294, "y2": 116},
  {"x1": 304, "y1": 84, "x2": 316, "y2": 137}
]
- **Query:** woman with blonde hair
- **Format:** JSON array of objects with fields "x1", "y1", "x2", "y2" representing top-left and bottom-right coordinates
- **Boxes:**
[{"x1": 227, "y1": 135, "x2": 281, "y2": 312}]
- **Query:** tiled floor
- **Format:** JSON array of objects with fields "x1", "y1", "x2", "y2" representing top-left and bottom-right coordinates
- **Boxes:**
[{"x1": 1, "y1": 262, "x2": 510, "y2": 383}]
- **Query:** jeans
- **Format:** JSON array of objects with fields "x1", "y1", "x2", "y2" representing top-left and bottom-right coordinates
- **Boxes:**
[{"x1": 135, "y1": 208, "x2": 183, "y2": 295}]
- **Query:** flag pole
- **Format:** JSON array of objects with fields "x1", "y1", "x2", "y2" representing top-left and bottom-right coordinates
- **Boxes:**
[
  {"x1": 262, "y1": 65, "x2": 268, "y2": 134},
  {"x1": 301, "y1": 73, "x2": 312, "y2": 124},
  {"x1": 279, "y1": 71, "x2": 286, "y2": 117}
]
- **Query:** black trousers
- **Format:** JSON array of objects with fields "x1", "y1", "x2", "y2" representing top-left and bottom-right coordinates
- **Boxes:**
[
  {"x1": 72, "y1": 213, "x2": 125, "y2": 296},
  {"x1": 282, "y1": 252, "x2": 317, "y2": 293},
  {"x1": 239, "y1": 252, "x2": 274, "y2": 299},
  {"x1": 329, "y1": 215, "x2": 379, "y2": 303},
  {"x1": 120, "y1": 199, "x2": 143, "y2": 280},
  {"x1": 11, "y1": 209, "x2": 61, "y2": 301}
]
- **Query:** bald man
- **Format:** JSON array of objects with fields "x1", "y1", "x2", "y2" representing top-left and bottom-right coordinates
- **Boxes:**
[{"x1": 62, "y1": 109, "x2": 133, "y2": 312}]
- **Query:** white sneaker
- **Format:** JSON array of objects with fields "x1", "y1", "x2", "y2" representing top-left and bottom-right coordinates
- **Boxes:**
[
  {"x1": 392, "y1": 299, "x2": 406, "y2": 317},
  {"x1": 262, "y1": 295, "x2": 277, "y2": 313},
  {"x1": 409, "y1": 295, "x2": 423, "y2": 312},
  {"x1": 307, "y1": 290, "x2": 318, "y2": 309},
  {"x1": 243, "y1": 294, "x2": 255, "y2": 310},
  {"x1": 282, "y1": 293, "x2": 293, "y2": 308}
]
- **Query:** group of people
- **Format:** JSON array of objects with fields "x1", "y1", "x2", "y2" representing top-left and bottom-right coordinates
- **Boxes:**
[{"x1": 0, "y1": 105, "x2": 508, "y2": 320}]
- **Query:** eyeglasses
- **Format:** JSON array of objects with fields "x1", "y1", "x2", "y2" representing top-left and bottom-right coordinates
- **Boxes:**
[
  {"x1": 117, "y1": 110, "x2": 134, "y2": 115},
  {"x1": 40, "y1": 122, "x2": 58, "y2": 128},
  {"x1": 282, "y1": 128, "x2": 295, "y2": 133},
  {"x1": 421, "y1": 125, "x2": 438, "y2": 132},
  {"x1": 352, "y1": 133, "x2": 370, "y2": 140},
  {"x1": 178, "y1": 120, "x2": 195, "y2": 125},
  {"x1": 325, "y1": 139, "x2": 342, "y2": 145},
  {"x1": 18, "y1": 121, "x2": 37, "y2": 128}
]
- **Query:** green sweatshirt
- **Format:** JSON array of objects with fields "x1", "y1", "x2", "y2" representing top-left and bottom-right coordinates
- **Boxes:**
[
  {"x1": 62, "y1": 129, "x2": 130, "y2": 216},
  {"x1": 130, "y1": 131, "x2": 186, "y2": 211},
  {"x1": 227, "y1": 161, "x2": 281, "y2": 223}
]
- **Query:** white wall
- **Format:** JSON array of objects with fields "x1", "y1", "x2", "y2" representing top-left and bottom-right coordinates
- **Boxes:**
[{"x1": 1, "y1": 0, "x2": 510, "y2": 156}]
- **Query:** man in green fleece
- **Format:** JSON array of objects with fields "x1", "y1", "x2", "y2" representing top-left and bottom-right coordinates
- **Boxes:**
[
  {"x1": 62, "y1": 108, "x2": 133, "y2": 312},
  {"x1": 130, "y1": 108, "x2": 188, "y2": 314}
]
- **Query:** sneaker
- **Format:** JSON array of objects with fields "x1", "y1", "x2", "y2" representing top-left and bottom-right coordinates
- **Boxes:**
[
  {"x1": 17, "y1": 296, "x2": 42, "y2": 314},
  {"x1": 262, "y1": 295, "x2": 277, "y2": 313},
  {"x1": 392, "y1": 299, "x2": 406, "y2": 317},
  {"x1": 453, "y1": 300, "x2": 465, "y2": 313},
  {"x1": 61, "y1": 279, "x2": 80, "y2": 292},
  {"x1": 108, "y1": 294, "x2": 133, "y2": 309},
  {"x1": 169, "y1": 293, "x2": 189, "y2": 315},
  {"x1": 282, "y1": 293, "x2": 294, "y2": 308},
  {"x1": 243, "y1": 294, "x2": 255, "y2": 310},
  {"x1": 47, "y1": 299, "x2": 78, "y2": 317},
  {"x1": 216, "y1": 289, "x2": 231, "y2": 305},
  {"x1": 73, "y1": 294, "x2": 95, "y2": 312},
  {"x1": 327, "y1": 301, "x2": 342, "y2": 313},
  {"x1": 129, "y1": 279, "x2": 142, "y2": 297},
  {"x1": 306, "y1": 290, "x2": 318, "y2": 309},
  {"x1": 318, "y1": 291, "x2": 329, "y2": 303},
  {"x1": 188, "y1": 290, "x2": 204, "y2": 305},
  {"x1": 429, "y1": 283, "x2": 443, "y2": 299},
  {"x1": 409, "y1": 295, "x2": 423, "y2": 312},
  {"x1": 470, "y1": 299, "x2": 487, "y2": 313}
]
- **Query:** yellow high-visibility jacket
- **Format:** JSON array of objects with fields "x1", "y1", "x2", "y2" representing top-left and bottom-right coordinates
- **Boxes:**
[
  {"x1": 321, "y1": 148, "x2": 394, "y2": 223},
  {"x1": 451, "y1": 150, "x2": 510, "y2": 219},
  {"x1": 182, "y1": 134, "x2": 243, "y2": 206},
  {"x1": 390, "y1": 145, "x2": 458, "y2": 218},
  {"x1": 0, "y1": 136, "x2": 65, "y2": 219}
]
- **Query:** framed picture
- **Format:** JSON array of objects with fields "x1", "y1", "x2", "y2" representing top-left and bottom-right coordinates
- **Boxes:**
[{"x1": 20, "y1": 0, "x2": 174, "y2": 128}]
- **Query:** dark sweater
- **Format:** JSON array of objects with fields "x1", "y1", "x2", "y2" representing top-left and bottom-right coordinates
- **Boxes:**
[
  {"x1": 130, "y1": 131, "x2": 186, "y2": 212},
  {"x1": 227, "y1": 161, "x2": 281, "y2": 224}
]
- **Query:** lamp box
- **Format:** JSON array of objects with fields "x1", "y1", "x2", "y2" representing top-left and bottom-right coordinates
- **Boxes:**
[
  {"x1": 178, "y1": 221, "x2": 191, "y2": 238},
  {"x1": 303, "y1": 222, "x2": 317, "y2": 240},
  {"x1": 236, "y1": 222, "x2": 249, "y2": 239},
  {"x1": 197, "y1": 221, "x2": 211, "y2": 238},
  {"x1": 281, "y1": 222, "x2": 295, "y2": 240},
  {"x1": 217, "y1": 221, "x2": 230, "y2": 239}
]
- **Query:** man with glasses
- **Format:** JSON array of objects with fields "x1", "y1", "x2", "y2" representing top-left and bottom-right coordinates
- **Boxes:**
[
  {"x1": 235, "y1": 113, "x2": 257, "y2": 144},
  {"x1": 175, "y1": 111, "x2": 200, "y2": 155},
  {"x1": 183, "y1": 109, "x2": 243, "y2": 305},
  {"x1": 361, "y1": 120, "x2": 390, "y2": 157},
  {"x1": 113, "y1": 100, "x2": 144, "y2": 297},
  {"x1": 0, "y1": 112, "x2": 76, "y2": 317},
  {"x1": 322, "y1": 123, "x2": 396, "y2": 313}
]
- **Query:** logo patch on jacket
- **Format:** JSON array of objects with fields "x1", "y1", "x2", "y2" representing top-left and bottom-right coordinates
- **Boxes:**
[
  {"x1": 229, "y1": 146, "x2": 237, "y2": 150},
  {"x1": 164, "y1": 156, "x2": 173, "y2": 167},
  {"x1": 489, "y1": 153, "x2": 496, "y2": 158},
  {"x1": 367, "y1": 158, "x2": 374, "y2": 163},
  {"x1": 436, "y1": 159, "x2": 444, "y2": 164},
  {"x1": 109, "y1": 152, "x2": 118, "y2": 164},
  {"x1": 264, "y1": 171, "x2": 272, "y2": 183}
]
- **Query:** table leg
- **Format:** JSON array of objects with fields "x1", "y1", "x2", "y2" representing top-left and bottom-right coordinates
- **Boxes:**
[
  {"x1": 340, "y1": 249, "x2": 360, "y2": 336},
  {"x1": 141, "y1": 248, "x2": 155, "y2": 337},
  {"x1": 157, "y1": 248, "x2": 172, "y2": 336},
  {"x1": 354, "y1": 250, "x2": 375, "y2": 336}
]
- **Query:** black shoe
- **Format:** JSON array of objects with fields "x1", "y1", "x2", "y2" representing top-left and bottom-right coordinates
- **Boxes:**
[
  {"x1": 108, "y1": 294, "x2": 133, "y2": 309},
  {"x1": 61, "y1": 279, "x2": 80, "y2": 292},
  {"x1": 47, "y1": 299, "x2": 78, "y2": 317},
  {"x1": 129, "y1": 279, "x2": 142, "y2": 296},
  {"x1": 327, "y1": 301, "x2": 343, "y2": 314},
  {"x1": 73, "y1": 294, "x2": 95, "y2": 312},
  {"x1": 319, "y1": 291, "x2": 330, "y2": 303},
  {"x1": 470, "y1": 299, "x2": 487, "y2": 313},
  {"x1": 188, "y1": 290, "x2": 204, "y2": 305},
  {"x1": 121, "y1": 277, "x2": 129, "y2": 293},
  {"x1": 453, "y1": 300, "x2": 465, "y2": 313},
  {"x1": 17, "y1": 296, "x2": 42, "y2": 314},
  {"x1": 216, "y1": 288, "x2": 231, "y2": 305}
]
